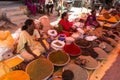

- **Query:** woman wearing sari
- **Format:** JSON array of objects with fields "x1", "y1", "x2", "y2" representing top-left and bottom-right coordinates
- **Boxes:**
[
  {"x1": 17, "y1": 19, "x2": 45, "y2": 62},
  {"x1": 25, "y1": 0, "x2": 37, "y2": 15},
  {"x1": 57, "y1": 12, "x2": 76, "y2": 36},
  {"x1": 84, "y1": 9, "x2": 100, "y2": 28}
]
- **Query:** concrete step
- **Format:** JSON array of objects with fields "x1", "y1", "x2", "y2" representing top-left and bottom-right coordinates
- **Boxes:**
[
  {"x1": 6, "y1": 10, "x2": 24, "y2": 17},
  {"x1": 8, "y1": 15, "x2": 28, "y2": 22}
]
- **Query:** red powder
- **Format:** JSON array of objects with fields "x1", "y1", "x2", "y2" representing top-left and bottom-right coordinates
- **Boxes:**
[{"x1": 63, "y1": 42, "x2": 81, "y2": 56}]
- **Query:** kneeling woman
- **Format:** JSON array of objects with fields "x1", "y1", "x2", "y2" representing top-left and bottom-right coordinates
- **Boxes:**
[{"x1": 17, "y1": 19, "x2": 45, "y2": 62}]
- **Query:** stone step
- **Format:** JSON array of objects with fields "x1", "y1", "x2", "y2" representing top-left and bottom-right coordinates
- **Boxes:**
[
  {"x1": 6, "y1": 10, "x2": 24, "y2": 17},
  {"x1": 8, "y1": 15, "x2": 28, "y2": 22},
  {"x1": 1, "y1": 6, "x2": 20, "y2": 12}
]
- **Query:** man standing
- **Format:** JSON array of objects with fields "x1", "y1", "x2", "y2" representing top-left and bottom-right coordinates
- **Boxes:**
[{"x1": 45, "y1": 0, "x2": 54, "y2": 15}]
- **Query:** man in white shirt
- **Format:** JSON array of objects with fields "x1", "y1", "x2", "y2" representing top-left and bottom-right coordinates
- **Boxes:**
[{"x1": 45, "y1": 0, "x2": 54, "y2": 15}]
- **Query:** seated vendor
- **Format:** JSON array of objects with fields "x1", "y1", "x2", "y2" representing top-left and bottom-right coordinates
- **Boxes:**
[
  {"x1": 57, "y1": 12, "x2": 76, "y2": 36},
  {"x1": 84, "y1": 9, "x2": 100, "y2": 28},
  {"x1": 17, "y1": 19, "x2": 45, "y2": 62}
]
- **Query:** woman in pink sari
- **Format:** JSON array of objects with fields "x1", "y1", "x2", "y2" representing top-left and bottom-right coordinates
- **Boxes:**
[
  {"x1": 84, "y1": 9, "x2": 100, "y2": 28},
  {"x1": 25, "y1": 0, "x2": 37, "y2": 15}
]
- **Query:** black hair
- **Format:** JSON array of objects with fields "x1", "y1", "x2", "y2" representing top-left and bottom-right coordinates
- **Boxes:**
[
  {"x1": 91, "y1": 9, "x2": 96, "y2": 14},
  {"x1": 62, "y1": 70, "x2": 74, "y2": 80},
  {"x1": 22, "y1": 19, "x2": 34, "y2": 30},
  {"x1": 61, "y1": 12, "x2": 68, "y2": 19},
  {"x1": 22, "y1": 25, "x2": 27, "y2": 30}
]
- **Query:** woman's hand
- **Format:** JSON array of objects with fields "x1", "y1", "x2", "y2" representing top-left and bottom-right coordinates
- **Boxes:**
[{"x1": 24, "y1": 43, "x2": 38, "y2": 58}]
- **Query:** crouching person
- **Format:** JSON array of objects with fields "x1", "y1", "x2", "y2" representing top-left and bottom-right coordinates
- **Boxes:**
[{"x1": 16, "y1": 19, "x2": 45, "y2": 62}]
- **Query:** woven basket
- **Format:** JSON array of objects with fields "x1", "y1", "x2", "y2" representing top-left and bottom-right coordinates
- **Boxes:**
[
  {"x1": 47, "y1": 50, "x2": 70, "y2": 66},
  {"x1": 26, "y1": 58, "x2": 54, "y2": 80}
]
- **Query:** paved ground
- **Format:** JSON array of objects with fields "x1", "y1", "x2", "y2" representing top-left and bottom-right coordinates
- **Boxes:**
[{"x1": 102, "y1": 53, "x2": 120, "y2": 80}]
